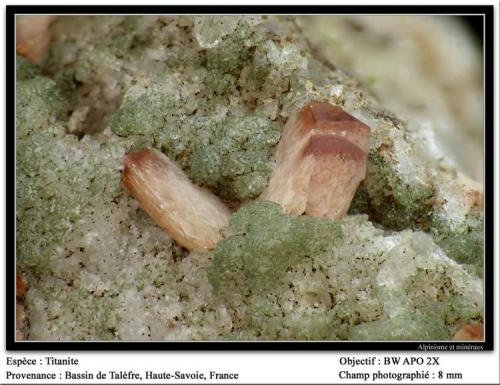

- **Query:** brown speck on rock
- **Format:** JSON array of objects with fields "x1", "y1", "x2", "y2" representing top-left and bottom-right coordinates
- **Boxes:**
[
  {"x1": 16, "y1": 272, "x2": 28, "y2": 340},
  {"x1": 452, "y1": 322, "x2": 484, "y2": 341},
  {"x1": 16, "y1": 273, "x2": 26, "y2": 298}
]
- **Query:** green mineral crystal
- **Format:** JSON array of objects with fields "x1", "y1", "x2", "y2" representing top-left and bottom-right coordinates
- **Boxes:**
[
  {"x1": 208, "y1": 202, "x2": 342, "y2": 297},
  {"x1": 16, "y1": 58, "x2": 130, "y2": 271},
  {"x1": 159, "y1": 114, "x2": 280, "y2": 200},
  {"x1": 16, "y1": 58, "x2": 71, "y2": 137},
  {"x1": 111, "y1": 79, "x2": 281, "y2": 200}
]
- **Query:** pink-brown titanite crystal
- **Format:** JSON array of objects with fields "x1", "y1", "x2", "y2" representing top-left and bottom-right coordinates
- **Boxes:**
[
  {"x1": 261, "y1": 100, "x2": 370, "y2": 219},
  {"x1": 123, "y1": 149, "x2": 231, "y2": 251}
]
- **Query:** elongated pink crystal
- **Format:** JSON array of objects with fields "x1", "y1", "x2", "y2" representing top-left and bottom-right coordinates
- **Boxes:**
[{"x1": 123, "y1": 149, "x2": 231, "y2": 251}]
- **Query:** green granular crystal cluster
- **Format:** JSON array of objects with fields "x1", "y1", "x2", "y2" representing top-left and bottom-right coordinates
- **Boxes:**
[
  {"x1": 349, "y1": 114, "x2": 483, "y2": 268},
  {"x1": 207, "y1": 203, "x2": 482, "y2": 340},
  {"x1": 16, "y1": 59, "x2": 71, "y2": 137},
  {"x1": 430, "y1": 212, "x2": 484, "y2": 267},
  {"x1": 157, "y1": 114, "x2": 281, "y2": 200},
  {"x1": 111, "y1": 78, "x2": 281, "y2": 201},
  {"x1": 354, "y1": 150, "x2": 435, "y2": 230},
  {"x1": 16, "y1": 58, "x2": 130, "y2": 271},
  {"x1": 208, "y1": 201, "x2": 342, "y2": 296}
]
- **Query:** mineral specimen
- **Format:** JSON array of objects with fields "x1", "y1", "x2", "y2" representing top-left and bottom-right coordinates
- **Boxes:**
[
  {"x1": 123, "y1": 149, "x2": 231, "y2": 251},
  {"x1": 261, "y1": 100, "x2": 370, "y2": 218},
  {"x1": 15, "y1": 15, "x2": 484, "y2": 341}
]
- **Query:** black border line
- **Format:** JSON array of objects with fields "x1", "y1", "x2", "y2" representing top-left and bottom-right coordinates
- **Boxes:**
[
  {"x1": 4, "y1": 4, "x2": 495, "y2": 14},
  {"x1": 6, "y1": 2, "x2": 16, "y2": 352},
  {"x1": 483, "y1": 3, "x2": 494, "y2": 354},
  {"x1": 6, "y1": 4, "x2": 495, "y2": 351}
]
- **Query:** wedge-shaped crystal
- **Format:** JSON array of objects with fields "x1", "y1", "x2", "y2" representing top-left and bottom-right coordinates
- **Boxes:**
[
  {"x1": 262, "y1": 100, "x2": 370, "y2": 218},
  {"x1": 123, "y1": 149, "x2": 231, "y2": 251}
]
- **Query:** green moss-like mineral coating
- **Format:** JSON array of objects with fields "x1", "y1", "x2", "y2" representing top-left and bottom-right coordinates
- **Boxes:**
[
  {"x1": 248, "y1": 299, "x2": 343, "y2": 340},
  {"x1": 350, "y1": 142, "x2": 482, "y2": 267},
  {"x1": 204, "y1": 22, "x2": 264, "y2": 75},
  {"x1": 16, "y1": 55, "x2": 41, "y2": 80},
  {"x1": 110, "y1": 80, "x2": 181, "y2": 138},
  {"x1": 349, "y1": 314, "x2": 450, "y2": 341},
  {"x1": 239, "y1": 247, "x2": 386, "y2": 340},
  {"x1": 112, "y1": 78, "x2": 281, "y2": 201},
  {"x1": 43, "y1": 16, "x2": 165, "y2": 133},
  {"x1": 404, "y1": 266, "x2": 483, "y2": 324},
  {"x1": 430, "y1": 212, "x2": 484, "y2": 267},
  {"x1": 354, "y1": 150, "x2": 435, "y2": 230},
  {"x1": 105, "y1": 19, "x2": 286, "y2": 201},
  {"x1": 212, "y1": 213, "x2": 477, "y2": 340},
  {"x1": 208, "y1": 202, "x2": 342, "y2": 296},
  {"x1": 16, "y1": 131, "x2": 128, "y2": 271},
  {"x1": 26, "y1": 275, "x2": 120, "y2": 341},
  {"x1": 16, "y1": 58, "x2": 71, "y2": 137},
  {"x1": 160, "y1": 114, "x2": 280, "y2": 200},
  {"x1": 112, "y1": 78, "x2": 282, "y2": 201},
  {"x1": 16, "y1": 61, "x2": 131, "y2": 271}
]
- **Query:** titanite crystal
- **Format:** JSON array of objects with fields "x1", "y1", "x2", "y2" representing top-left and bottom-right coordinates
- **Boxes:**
[
  {"x1": 262, "y1": 100, "x2": 370, "y2": 218},
  {"x1": 16, "y1": 16, "x2": 57, "y2": 63},
  {"x1": 123, "y1": 149, "x2": 231, "y2": 251}
]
